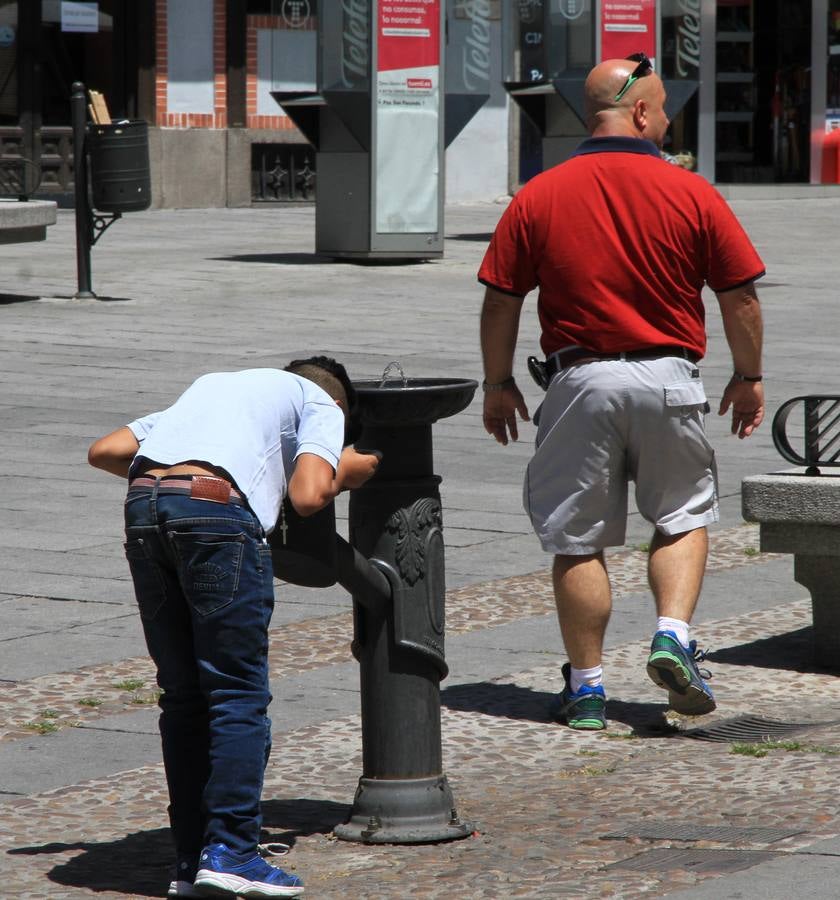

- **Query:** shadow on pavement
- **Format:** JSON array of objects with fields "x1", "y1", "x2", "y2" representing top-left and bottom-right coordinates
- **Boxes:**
[
  {"x1": 446, "y1": 232, "x2": 493, "y2": 242},
  {"x1": 261, "y1": 797, "x2": 351, "y2": 843},
  {"x1": 442, "y1": 681, "x2": 554, "y2": 722},
  {"x1": 0, "y1": 292, "x2": 135, "y2": 304},
  {"x1": 8, "y1": 798, "x2": 349, "y2": 897},
  {"x1": 212, "y1": 252, "x2": 334, "y2": 265},
  {"x1": 8, "y1": 829, "x2": 172, "y2": 897},
  {"x1": 0, "y1": 292, "x2": 39, "y2": 305},
  {"x1": 706, "y1": 626, "x2": 829, "y2": 673},
  {"x1": 442, "y1": 681, "x2": 672, "y2": 735},
  {"x1": 213, "y1": 253, "x2": 431, "y2": 267}
]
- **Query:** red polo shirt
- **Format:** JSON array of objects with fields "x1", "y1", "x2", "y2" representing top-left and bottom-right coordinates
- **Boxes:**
[{"x1": 478, "y1": 137, "x2": 765, "y2": 358}]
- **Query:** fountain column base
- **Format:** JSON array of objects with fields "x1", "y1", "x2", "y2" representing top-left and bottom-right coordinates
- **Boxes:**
[{"x1": 333, "y1": 775, "x2": 471, "y2": 844}]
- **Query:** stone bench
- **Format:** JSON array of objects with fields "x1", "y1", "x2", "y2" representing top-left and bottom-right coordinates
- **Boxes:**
[
  {"x1": 742, "y1": 471, "x2": 840, "y2": 668},
  {"x1": 0, "y1": 199, "x2": 58, "y2": 244}
]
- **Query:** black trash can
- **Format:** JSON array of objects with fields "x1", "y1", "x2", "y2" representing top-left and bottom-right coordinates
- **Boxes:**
[{"x1": 87, "y1": 120, "x2": 151, "y2": 213}]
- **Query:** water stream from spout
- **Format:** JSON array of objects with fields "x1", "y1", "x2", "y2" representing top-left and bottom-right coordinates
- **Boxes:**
[{"x1": 378, "y1": 360, "x2": 407, "y2": 389}]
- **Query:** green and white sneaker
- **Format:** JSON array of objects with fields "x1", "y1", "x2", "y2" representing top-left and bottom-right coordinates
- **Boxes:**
[
  {"x1": 647, "y1": 630, "x2": 716, "y2": 715},
  {"x1": 551, "y1": 663, "x2": 607, "y2": 730}
]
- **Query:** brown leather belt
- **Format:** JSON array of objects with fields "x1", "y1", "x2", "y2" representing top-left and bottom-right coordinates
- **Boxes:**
[
  {"x1": 127, "y1": 475, "x2": 245, "y2": 506},
  {"x1": 546, "y1": 345, "x2": 700, "y2": 378}
]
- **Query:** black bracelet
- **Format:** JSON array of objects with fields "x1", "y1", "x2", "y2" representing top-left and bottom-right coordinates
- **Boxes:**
[
  {"x1": 482, "y1": 376, "x2": 516, "y2": 392},
  {"x1": 732, "y1": 372, "x2": 763, "y2": 383}
]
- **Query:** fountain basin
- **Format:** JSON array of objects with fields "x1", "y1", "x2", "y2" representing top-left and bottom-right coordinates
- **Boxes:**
[{"x1": 353, "y1": 377, "x2": 478, "y2": 428}]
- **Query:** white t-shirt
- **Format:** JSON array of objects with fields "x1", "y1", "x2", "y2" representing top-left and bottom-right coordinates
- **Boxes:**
[{"x1": 127, "y1": 369, "x2": 344, "y2": 533}]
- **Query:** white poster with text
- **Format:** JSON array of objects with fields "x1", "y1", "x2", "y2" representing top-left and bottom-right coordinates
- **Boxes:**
[
  {"x1": 61, "y1": 2, "x2": 99, "y2": 33},
  {"x1": 375, "y1": 0, "x2": 440, "y2": 234}
]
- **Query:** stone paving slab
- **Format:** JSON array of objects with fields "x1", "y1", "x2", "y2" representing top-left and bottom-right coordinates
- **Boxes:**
[{"x1": 664, "y1": 833, "x2": 840, "y2": 900}]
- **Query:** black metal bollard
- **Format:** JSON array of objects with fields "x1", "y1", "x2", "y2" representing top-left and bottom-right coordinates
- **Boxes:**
[
  {"x1": 71, "y1": 82, "x2": 95, "y2": 299},
  {"x1": 270, "y1": 377, "x2": 476, "y2": 843}
]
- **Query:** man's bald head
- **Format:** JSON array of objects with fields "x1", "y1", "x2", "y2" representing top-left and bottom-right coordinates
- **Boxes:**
[{"x1": 583, "y1": 58, "x2": 669, "y2": 147}]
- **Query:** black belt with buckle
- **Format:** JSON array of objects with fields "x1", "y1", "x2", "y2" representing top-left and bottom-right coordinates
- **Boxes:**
[
  {"x1": 526, "y1": 346, "x2": 700, "y2": 390},
  {"x1": 546, "y1": 345, "x2": 700, "y2": 379}
]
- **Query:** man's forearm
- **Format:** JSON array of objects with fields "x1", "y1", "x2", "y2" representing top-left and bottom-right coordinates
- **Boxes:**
[
  {"x1": 716, "y1": 282, "x2": 763, "y2": 376},
  {"x1": 480, "y1": 286, "x2": 525, "y2": 382}
]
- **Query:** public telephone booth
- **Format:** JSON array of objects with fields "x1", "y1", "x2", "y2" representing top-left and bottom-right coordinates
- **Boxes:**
[
  {"x1": 502, "y1": 1, "x2": 699, "y2": 178},
  {"x1": 272, "y1": 0, "x2": 490, "y2": 259}
]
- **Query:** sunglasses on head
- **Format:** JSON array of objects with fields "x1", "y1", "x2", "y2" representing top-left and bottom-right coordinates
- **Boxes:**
[{"x1": 614, "y1": 53, "x2": 653, "y2": 102}]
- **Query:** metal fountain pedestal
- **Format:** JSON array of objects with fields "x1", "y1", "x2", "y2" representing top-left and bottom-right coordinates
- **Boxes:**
[{"x1": 270, "y1": 376, "x2": 476, "y2": 844}]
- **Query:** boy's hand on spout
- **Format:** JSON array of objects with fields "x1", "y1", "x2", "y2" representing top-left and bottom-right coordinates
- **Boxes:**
[{"x1": 339, "y1": 447, "x2": 381, "y2": 490}]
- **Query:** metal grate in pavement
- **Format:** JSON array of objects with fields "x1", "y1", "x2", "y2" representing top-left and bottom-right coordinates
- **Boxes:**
[
  {"x1": 681, "y1": 715, "x2": 833, "y2": 743},
  {"x1": 602, "y1": 822, "x2": 806, "y2": 844},
  {"x1": 607, "y1": 848, "x2": 781, "y2": 874}
]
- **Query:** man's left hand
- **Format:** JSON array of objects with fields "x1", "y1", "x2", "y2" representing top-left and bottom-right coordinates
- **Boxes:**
[
  {"x1": 718, "y1": 379, "x2": 764, "y2": 439},
  {"x1": 483, "y1": 383, "x2": 531, "y2": 445}
]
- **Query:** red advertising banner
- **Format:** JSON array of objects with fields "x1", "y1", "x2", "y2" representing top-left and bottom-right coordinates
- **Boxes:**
[
  {"x1": 601, "y1": 0, "x2": 656, "y2": 63},
  {"x1": 378, "y1": 0, "x2": 440, "y2": 73}
]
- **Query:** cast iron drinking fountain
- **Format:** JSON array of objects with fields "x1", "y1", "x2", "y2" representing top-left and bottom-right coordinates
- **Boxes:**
[{"x1": 269, "y1": 364, "x2": 477, "y2": 843}]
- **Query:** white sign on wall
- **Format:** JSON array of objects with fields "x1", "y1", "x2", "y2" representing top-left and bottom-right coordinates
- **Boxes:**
[
  {"x1": 167, "y1": 0, "x2": 214, "y2": 114},
  {"x1": 61, "y1": 2, "x2": 99, "y2": 33}
]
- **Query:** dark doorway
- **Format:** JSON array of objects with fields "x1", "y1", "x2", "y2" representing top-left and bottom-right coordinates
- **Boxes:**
[
  {"x1": 716, "y1": 0, "x2": 812, "y2": 183},
  {"x1": 755, "y1": 0, "x2": 812, "y2": 181}
]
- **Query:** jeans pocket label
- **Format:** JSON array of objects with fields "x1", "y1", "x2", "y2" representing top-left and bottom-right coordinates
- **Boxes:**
[{"x1": 191, "y1": 560, "x2": 230, "y2": 592}]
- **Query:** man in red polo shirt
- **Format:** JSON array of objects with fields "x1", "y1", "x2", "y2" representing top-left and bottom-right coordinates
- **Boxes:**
[{"x1": 478, "y1": 55, "x2": 765, "y2": 730}]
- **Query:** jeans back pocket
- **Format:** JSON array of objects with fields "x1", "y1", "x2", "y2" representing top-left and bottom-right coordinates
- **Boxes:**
[{"x1": 169, "y1": 530, "x2": 246, "y2": 617}]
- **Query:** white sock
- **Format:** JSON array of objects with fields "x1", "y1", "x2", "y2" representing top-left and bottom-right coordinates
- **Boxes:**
[
  {"x1": 570, "y1": 664, "x2": 603, "y2": 693},
  {"x1": 657, "y1": 616, "x2": 690, "y2": 648}
]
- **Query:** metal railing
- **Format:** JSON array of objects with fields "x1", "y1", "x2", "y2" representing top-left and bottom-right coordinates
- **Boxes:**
[{"x1": 772, "y1": 395, "x2": 840, "y2": 472}]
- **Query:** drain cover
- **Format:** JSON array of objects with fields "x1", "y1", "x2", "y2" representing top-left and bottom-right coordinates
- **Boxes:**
[
  {"x1": 607, "y1": 848, "x2": 780, "y2": 874},
  {"x1": 681, "y1": 715, "x2": 832, "y2": 743},
  {"x1": 602, "y1": 822, "x2": 805, "y2": 844}
]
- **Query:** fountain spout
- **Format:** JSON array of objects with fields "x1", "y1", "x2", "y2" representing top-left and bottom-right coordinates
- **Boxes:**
[{"x1": 378, "y1": 360, "x2": 407, "y2": 389}]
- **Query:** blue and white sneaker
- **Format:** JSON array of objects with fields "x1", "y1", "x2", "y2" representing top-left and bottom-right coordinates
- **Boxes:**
[
  {"x1": 550, "y1": 662, "x2": 607, "y2": 730},
  {"x1": 647, "y1": 630, "x2": 716, "y2": 715},
  {"x1": 194, "y1": 842, "x2": 304, "y2": 897},
  {"x1": 168, "y1": 856, "x2": 201, "y2": 898}
]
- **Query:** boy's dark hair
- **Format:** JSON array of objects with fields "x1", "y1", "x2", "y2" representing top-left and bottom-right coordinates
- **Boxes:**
[{"x1": 285, "y1": 356, "x2": 361, "y2": 445}]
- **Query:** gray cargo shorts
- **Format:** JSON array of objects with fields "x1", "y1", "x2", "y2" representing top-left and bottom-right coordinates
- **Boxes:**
[{"x1": 524, "y1": 355, "x2": 719, "y2": 554}]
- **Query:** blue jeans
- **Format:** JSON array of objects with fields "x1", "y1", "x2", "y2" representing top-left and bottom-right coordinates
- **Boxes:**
[{"x1": 124, "y1": 487, "x2": 274, "y2": 860}]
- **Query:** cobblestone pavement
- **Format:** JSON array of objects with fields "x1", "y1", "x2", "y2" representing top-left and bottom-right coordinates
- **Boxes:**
[
  {"x1": 0, "y1": 524, "x2": 769, "y2": 743},
  {"x1": 2, "y1": 526, "x2": 839, "y2": 899}
]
